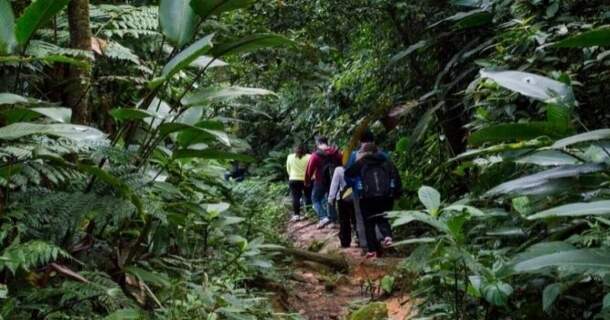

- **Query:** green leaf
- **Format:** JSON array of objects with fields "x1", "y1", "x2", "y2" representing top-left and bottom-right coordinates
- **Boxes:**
[
  {"x1": 109, "y1": 108, "x2": 161, "y2": 122},
  {"x1": 516, "y1": 150, "x2": 580, "y2": 166},
  {"x1": 391, "y1": 237, "x2": 437, "y2": 247},
  {"x1": 482, "y1": 281, "x2": 513, "y2": 306},
  {"x1": 542, "y1": 283, "x2": 561, "y2": 312},
  {"x1": 159, "y1": 0, "x2": 199, "y2": 47},
  {"x1": 210, "y1": 34, "x2": 295, "y2": 58},
  {"x1": 388, "y1": 40, "x2": 429, "y2": 66},
  {"x1": 380, "y1": 276, "x2": 395, "y2": 294},
  {"x1": 480, "y1": 69, "x2": 574, "y2": 104},
  {"x1": 418, "y1": 186, "x2": 441, "y2": 214},
  {"x1": 0, "y1": 0, "x2": 16, "y2": 55},
  {"x1": 176, "y1": 121, "x2": 229, "y2": 147},
  {"x1": 511, "y1": 248, "x2": 610, "y2": 273},
  {"x1": 161, "y1": 33, "x2": 215, "y2": 79},
  {"x1": 30, "y1": 107, "x2": 71, "y2": 123},
  {"x1": 126, "y1": 266, "x2": 171, "y2": 287},
  {"x1": 390, "y1": 210, "x2": 448, "y2": 233},
  {"x1": 485, "y1": 164, "x2": 604, "y2": 197},
  {"x1": 554, "y1": 27, "x2": 610, "y2": 48},
  {"x1": 0, "y1": 93, "x2": 28, "y2": 105},
  {"x1": 0, "y1": 123, "x2": 105, "y2": 141},
  {"x1": 468, "y1": 122, "x2": 568, "y2": 146},
  {"x1": 552, "y1": 129, "x2": 610, "y2": 149},
  {"x1": 189, "y1": 55, "x2": 227, "y2": 69},
  {"x1": 443, "y1": 204, "x2": 485, "y2": 217},
  {"x1": 173, "y1": 149, "x2": 254, "y2": 162},
  {"x1": 190, "y1": 0, "x2": 255, "y2": 20},
  {"x1": 15, "y1": 0, "x2": 70, "y2": 45},
  {"x1": 528, "y1": 200, "x2": 610, "y2": 220},
  {"x1": 182, "y1": 86, "x2": 276, "y2": 106}
]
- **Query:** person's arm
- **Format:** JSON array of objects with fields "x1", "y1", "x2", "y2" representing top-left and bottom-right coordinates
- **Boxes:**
[
  {"x1": 286, "y1": 155, "x2": 291, "y2": 177},
  {"x1": 328, "y1": 167, "x2": 343, "y2": 203},
  {"x1": 304, "y1": 154, "x2": 316, "y2": 186},
  {"x1": 391, "y1": 162, "x2": 403, "y2": 198}
]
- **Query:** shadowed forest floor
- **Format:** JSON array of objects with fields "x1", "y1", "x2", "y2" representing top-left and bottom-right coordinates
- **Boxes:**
[{"x1": 276, "y1": 218, "x2": 414, "y2": 320}]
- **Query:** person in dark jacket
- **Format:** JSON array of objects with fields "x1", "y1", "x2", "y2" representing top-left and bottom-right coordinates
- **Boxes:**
[{"x1": 345, "y1": 142, "x2": 402, "y2": 258}]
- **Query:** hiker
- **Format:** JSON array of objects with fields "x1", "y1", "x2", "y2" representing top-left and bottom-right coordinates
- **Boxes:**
[
  {"x1": 304, "y1": 136, "x2": 342, "y2": 228},
  {"x1": 286, "y1": 144, "x2": 312, "y2": 221},
  {"x1": 328, "y1": 166, "x2": 358, "y2": 248},
  {"x1": 345, "y1": 140, "x2": 402, "y2": 258}
]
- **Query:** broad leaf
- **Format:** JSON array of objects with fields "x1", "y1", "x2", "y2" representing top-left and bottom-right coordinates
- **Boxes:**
[
  {"x1": 418, "y1": 186, "x2": 441, "y2": 214},
  {"x1": 15, "y1": 0, "x2": 70, "y2": 45},
  {"x1": 469, "y1": 122, "x2": 567, "y2": 146},
  {"x1": 511, "y1": 248, "x2": 610, "y2": 273},
  {"x1": 161, "y1": 34, "x2": 214, "y2": 78},
  {"x1": 109, "y1": 108, "x2": 161, "y2": 122},
  {"x1": 3, "y1": 107, "x2": 72, "y2": 124},
  {"x1": 190, "y1": 55, "x2": 227, "y2": 69},
  {"x1": 182, "y1": 86, "x2": 276, "y2": 106},
  {"x1": 210, "y1": 34, "x2": 295, "y2": 58},
  {"x1": 391, "y1": 237, "x2": 437, "y2": 247},
  {"x1": 0, "y1": 93, "x2": 29, "y2": 105},
  {"x1": 173, "y1": 149, "x2": 254, "y2": 162},
  {"x1": 480, "y1": 70, "x2": 574, "y2": 103},
  {"x1": 516, "y1": 150, "x2": 580, "y2": 166},
  {"x1": 543, "y1": 283, "x2": 562, "y2": 312},
  {"x1": 552, "y1": 129, "x2": 610, "y2": 149},
  {"x1": 554, "y1": 27, "x2": 610, "y2": 48},
  {"x1": 0, "y1": 0, "x2": 16, "y2": 55},
  {"x1": 0, "y1": 123, "x2": 105, "y2": 141},
  {"x1": 159, "y1": 0, "x2": 199, "y2": 47},
  {"x1": 528, "y1": 200, "x2": 610, "y2": 220},
  {"x1": 191, "y1": 0, "x2": 255, "y2": 20},
  {"x1": 388, "y1": 40, "x2": 428, "y2": 66},
  {"x1": 390, "y1": 210, "x2": 448, "y2": 233},
  {"x1": 482, "y1": 281, "x2": 513, "y2": 306},
  {"x1": 103, "y1": 309, "x2": 144, "y2": 320},
  {"x1": 125, "y1": 266, "x2": 171, "y2": 287},
  {"x1": 176, "y1": 120, "x2": 228, "y2": 147},
  {"x1": 485, "y1": 163, "x2": 604, "y2": 197}
]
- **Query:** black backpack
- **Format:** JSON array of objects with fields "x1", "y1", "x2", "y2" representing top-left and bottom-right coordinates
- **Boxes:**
[
  {"x1": 360, "y1": 159, "x2": 394, "y2": 199},
  {"x1": 317, "y1": 150, "x2": 338, "y2": 189}
]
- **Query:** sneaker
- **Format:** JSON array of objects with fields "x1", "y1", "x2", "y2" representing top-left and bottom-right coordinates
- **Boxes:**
[
  {"x1": 290, "y1": 215, "x2": 302, "y2": 222},
  {"x1": 365, "y1": 252, "x2": 377, "y2": 259},
  {"x1": 383, "y1": 237, "x2": 393, "y2": 248},
  {"x1": 317, "y1": 218, "x2": 330, "y2": 229}
]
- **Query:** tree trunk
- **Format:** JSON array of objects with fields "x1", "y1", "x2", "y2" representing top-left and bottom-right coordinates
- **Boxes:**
[{"x1": 66, "y1": 0, "x2": 92, "y2": 124}]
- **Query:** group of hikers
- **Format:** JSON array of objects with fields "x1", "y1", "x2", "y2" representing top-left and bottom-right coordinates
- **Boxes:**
[{"x1": 285, "y1": 131, "x2": 402, "y2": 258}]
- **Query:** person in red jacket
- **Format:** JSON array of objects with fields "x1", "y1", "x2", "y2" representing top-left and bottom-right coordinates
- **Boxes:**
[{"x1": 305, "y1": 136, "x2": 342, "y2": 229}]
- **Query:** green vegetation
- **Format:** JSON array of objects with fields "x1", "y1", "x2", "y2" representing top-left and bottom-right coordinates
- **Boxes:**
[{"x1": 2, "y1": 0, "x2": 610, "y2": 319}]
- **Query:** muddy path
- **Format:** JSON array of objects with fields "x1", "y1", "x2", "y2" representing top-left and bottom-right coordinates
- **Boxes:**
[{"x1": 276, "y1": 218, "x2": 415, "y2": 320}]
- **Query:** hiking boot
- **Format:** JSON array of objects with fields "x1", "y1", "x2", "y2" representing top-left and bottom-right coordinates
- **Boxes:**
[
  {"x1": 290, "y1": 215, "x2": 302, "y2": 222},
  {"x1": 317, "y1": 218, "x2": 330, "y2": 229},
  {"x1": 383, "y1": 237, "x2": 393, "y2": 248}
]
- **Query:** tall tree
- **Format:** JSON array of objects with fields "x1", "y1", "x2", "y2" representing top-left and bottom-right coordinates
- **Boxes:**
[{"x1": 66, "y1": 0, "x2": 92, "y2": 124}]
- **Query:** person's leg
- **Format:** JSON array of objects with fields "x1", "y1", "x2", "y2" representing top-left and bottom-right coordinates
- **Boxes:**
[
  {"x1": 289, "y1": 181, "x2": 303, "y2": 216},
  {"x1": 327, "y1": 194, "x2": 337, "y2": 223},
  {"x1": 337, "y1": 200, "x2": 352, "y2": 247},
  {"x1": 377, "y1": 198, "x2": 394, "y2": 245},
  {"x1": 312, "y1": 184, "x2": 328, "y2": 219},
  {"x1": 352, "y1": 196, "x2": 368, "y2": 250},
  {"x1": 360, "y1": 198, "x2": 380, "y2": 254},
  {"x1": 304, "y1": 185, "x2": 313, "y2": 206}
]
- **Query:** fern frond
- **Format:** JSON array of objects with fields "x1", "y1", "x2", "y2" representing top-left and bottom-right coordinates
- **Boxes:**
[{"x1": 0, "y1": 240, "x2": 70, "y2": 274}]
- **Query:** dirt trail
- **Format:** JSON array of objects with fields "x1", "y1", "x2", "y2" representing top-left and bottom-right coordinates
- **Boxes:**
[{"x1": 278, "y1": 219, "x2": 414, "y2": 320}]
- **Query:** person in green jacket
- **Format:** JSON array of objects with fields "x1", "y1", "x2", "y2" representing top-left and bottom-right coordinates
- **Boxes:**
[{"x1": 286, "y1": 144, "x2": 312, "y2": 221}]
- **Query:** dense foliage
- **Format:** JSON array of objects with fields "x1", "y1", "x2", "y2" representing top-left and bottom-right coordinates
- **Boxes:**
[{"x1": 3, "y1": 0, "x2": 610, "y2": 319}]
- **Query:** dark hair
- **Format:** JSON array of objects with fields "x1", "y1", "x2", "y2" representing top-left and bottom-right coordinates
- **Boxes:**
[
  {"x1": 360, "y1": 130, "x2": 375, "y2": 143},
  {"x1": 294, "y1": 144, "x2": 307, "y2": 158},
  {"x1": 315, "y1": 136, "x2": 328, "y2": 145}
]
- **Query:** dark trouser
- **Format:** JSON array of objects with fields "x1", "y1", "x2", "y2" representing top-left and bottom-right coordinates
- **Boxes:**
[
  {"x1": 360, "y1": 197, "x2": 393, "y2": 254},
  {"x1": 304, "y1": 184, "x2": 312, "y2": 206},
  {"x1": 289, "y1": 180, "x2": 305, "y2": 216},
  {"x1": 337, "y1": 199, "x2": 356, "y2": 247}
]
